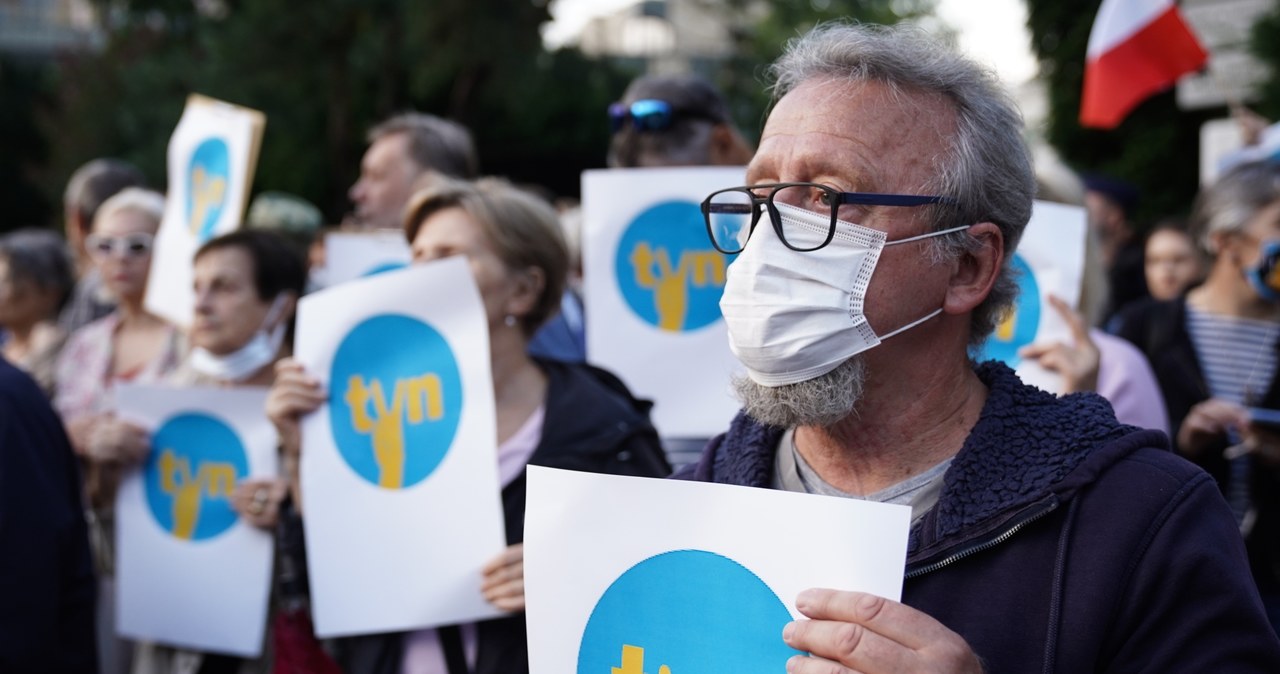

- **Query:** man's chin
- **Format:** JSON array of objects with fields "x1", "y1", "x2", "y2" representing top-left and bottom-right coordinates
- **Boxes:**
[{"x1": 732, "y1": 357, "x2": 866, "y2": 429}]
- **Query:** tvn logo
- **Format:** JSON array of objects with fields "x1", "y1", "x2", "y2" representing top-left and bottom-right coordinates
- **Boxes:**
[
  {"x1": 578, "y1": 550, "x2": 800, "y2": 673},
  {"x1": 145, "y1": 413, "x2": 248, "y2": 541},
  {"x1": 187, "y1": 137, "x2": 230, "y2": 243},
  {"x1": 330, "y1": 314, "x2": 463, "y2": 489},
  {"x1": 616, "y1": 201, "x2": 734, "y2": 333}
]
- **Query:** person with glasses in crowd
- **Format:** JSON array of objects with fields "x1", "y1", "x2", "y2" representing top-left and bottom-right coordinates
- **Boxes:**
[
  {"x1": 267, "y1": 177, "x2": 669, "y2": 674},
  {"x1": 0, "y1": 229, "x2": 76, "y2": 396},
  {"x1": 686, "y1": 23, "x2": 1280, "y2": 672},
  {"x1": 58, "y1": 158, "x2": 147, "y2": 334},
  {"x1": 1114, "y1": 161, "x2": 1280, "y2": 634},
  {"x1": 53, "y1": 186, "x2": 184, "y2": 674}
]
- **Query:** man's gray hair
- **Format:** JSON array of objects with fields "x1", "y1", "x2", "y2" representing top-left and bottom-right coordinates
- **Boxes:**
[
  {"x1": 63, "y1": 159, "x2": 147, "y2": 232},
  {"x1": 1191, "y1": 161, "x2": 1280, "y2": 254},
  {"x1": 769, "y1": 22, "x2": 1035, "y2": 343},
  {"x1": 0, "y1": 229, "x2": 75, "y2": 312},
  {"x1": 368, "y1": 113, "x2": 478, "y2": 180}
]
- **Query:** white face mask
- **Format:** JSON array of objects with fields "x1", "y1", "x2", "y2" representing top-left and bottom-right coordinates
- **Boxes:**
[
  {"x1": 189, "y1": 295, "x2": 289, "y2": 383},
  {"x1": 720, "y1": 201, "x2": 967, "y2": 387}
]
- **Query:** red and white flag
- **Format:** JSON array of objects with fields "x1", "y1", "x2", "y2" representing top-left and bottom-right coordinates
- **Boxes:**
[{"x1": 1080, "y1": 0, "x2": 1208, "y2": 129}]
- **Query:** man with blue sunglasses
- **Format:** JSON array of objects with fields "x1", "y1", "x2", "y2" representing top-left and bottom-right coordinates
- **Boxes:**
[{"x1": 606, "y1": 73, "x2": 752, "y2": 169}]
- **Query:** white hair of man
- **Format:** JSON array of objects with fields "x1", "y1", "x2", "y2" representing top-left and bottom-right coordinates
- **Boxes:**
[{"x1": 733, "y1": 22, "x2": 1036, "y2": 428}]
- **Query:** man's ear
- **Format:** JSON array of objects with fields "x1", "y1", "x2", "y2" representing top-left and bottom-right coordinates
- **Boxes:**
[
  {"x1": 944, "y1": 222, "x2": 1003, "y2": 315},
  {"x1": 709, "y1": 124, "x2": 754, "y2": 166}
]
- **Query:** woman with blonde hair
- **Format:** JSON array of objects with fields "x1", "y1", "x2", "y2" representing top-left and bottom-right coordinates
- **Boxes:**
[{"x1": 53, "y1": 187, "x2": 184, "y2": 674}]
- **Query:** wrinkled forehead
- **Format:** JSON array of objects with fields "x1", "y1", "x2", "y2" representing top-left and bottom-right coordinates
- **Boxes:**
[{"x1": 755, "y1": 78, "x2": 958, "y2": 194}]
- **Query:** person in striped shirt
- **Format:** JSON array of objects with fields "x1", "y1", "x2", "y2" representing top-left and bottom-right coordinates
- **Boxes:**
[{"x1": 1114, "y1": 160, "x2": 1280, "y2": 632}]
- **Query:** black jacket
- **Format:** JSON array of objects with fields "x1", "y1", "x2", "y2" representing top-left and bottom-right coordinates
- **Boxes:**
[
  {"x1": 335, "y1": 358, "x2": 670, "y2": 674},
  {"x1": 0, "y1": 358, "x2": 97, "y2": 672},
  {"x1": 1113, "y1": 297, "x2": 1280, "y2": 596},
  {"x1": 676, "y1": 362, "x2": 1280, "y2": 672}
]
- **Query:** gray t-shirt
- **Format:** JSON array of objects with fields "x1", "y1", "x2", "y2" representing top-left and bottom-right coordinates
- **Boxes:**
[{"x1": 772, "y1": 428, "x2": 951, "y2": 525}]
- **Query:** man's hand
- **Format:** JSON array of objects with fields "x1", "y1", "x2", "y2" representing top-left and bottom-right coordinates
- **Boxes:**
[
  {"x1": 265, "y1": 358, "x2": 327, "y2": 457},
  {"x1": 782, "y1": 589, "x2": 983, "y2": 674},
  {"x1": 480, "y1": 543, "x2": 525, "y2": 612},
  {"x1": 1017, "y1": 295, "x2": 1099, "y2": 394}
]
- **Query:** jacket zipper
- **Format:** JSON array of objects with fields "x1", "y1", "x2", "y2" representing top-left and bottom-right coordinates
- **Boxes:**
[{"x1": 905, "y1": 499, "x2": 1059, "y2": 579}]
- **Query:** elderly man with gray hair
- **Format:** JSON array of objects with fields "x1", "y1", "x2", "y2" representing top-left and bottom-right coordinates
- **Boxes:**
[
  {"x1": 348, "y1": 112, "x2": 478, "y2": 230},
  {"x1": 680, "y1": 22, "x2": 1280, "y2": 672}
]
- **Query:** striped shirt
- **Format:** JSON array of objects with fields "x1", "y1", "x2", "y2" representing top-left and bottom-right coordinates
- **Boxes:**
[{"x1": 1186, "y1": 307, "x2": 1280, "y2": 405}]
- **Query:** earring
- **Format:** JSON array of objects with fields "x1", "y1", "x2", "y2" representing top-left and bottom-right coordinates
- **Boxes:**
[{"x1": 504, "y1": 315, "x2": 517, "y2": 327}]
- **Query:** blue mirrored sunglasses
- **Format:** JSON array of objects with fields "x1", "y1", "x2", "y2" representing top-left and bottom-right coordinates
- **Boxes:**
[{"x1": 608, "y1": 99, "x2": 717, "y2": 134}]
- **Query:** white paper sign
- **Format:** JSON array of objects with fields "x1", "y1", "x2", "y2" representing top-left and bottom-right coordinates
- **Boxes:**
[
  {"x1": 325, "y1": 231, "x2": 412, "y2": 286},
  {"x1": 582, "y1": 167, "x2": 745, "y2": 438},
  {"x1": 524, "y1": 466, "x2": 911, "y2": 674},
  {"x1": 114, "y1": 384, "x2": 276, "y2": 656},
  {"x1": 295, "y1": 257, "x2": 506, "y2": 637},
  {"x1": 974, "y1": 200, "x2": 1087, "y2": 392},
  {"x1": 146, "y1": 94, "x2": 266, "y2": 328}
]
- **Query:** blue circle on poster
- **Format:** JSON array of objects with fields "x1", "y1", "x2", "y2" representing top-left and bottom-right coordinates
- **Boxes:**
[
  {"x1": 329, "y1": 314, "x2": 464, "y2": 490},
  {"x1": 577, "y1": 550, "x2": 802, "y2": 673},
  {"x1": 361, "y1": 261, "x2": 407, "y2": 278},
  {"x1": 976, "y1": 253, "x2": 1040, "y2": 366},
  {"x1": 144, "y1": 412, "x2": 248, "y2": 541},
  {"x1": 186, "y1": 137, "x2": 231, "y2": 242},
  {"x1": 615, "y1": 201, "x2": 736, "y2": 333}
]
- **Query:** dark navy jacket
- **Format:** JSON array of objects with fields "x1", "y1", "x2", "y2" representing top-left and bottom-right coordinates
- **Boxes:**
[
  {"x1": 676, "y1": 362, "x2": 1280, "y2": 673},
  {"x1": 0, "y1": 358, "x2": 96, "y2": 672}
]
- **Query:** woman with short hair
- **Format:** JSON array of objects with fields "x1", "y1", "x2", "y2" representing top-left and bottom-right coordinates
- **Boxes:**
[
  {"x1": 0, "y1": 228, "x2": 75, "y2": 395},
  {"x1": 1114, "y1": 161, "x2": 1280, "y2": 632},
  {"x1": 267, "y1": 177, "x2": 670, "y2": 674}
]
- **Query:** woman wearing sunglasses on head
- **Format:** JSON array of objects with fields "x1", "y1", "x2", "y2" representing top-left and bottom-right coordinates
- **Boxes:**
[{"x1": 53, "y1": 186, "x2": 184, "y2": 674}]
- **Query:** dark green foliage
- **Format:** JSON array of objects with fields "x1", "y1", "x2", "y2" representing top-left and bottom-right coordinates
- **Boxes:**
[
  {"x1": 1025, "y1": 0, "x2": 1226, "y2": 225},
  {"x1": 30, "y1": 0, "x2": 633, "y2": 225},
  {"x1": 1249, "y1": 3, "x2": 1280, "y2": 120},
  {"x1": 1, "y1": 55, "x2": 57, "y2": 231}
]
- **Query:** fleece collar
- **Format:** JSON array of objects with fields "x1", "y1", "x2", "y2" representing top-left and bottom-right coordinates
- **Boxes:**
[{"x1": 698, "y1": 361, "x2": 1159, "y2": 552}]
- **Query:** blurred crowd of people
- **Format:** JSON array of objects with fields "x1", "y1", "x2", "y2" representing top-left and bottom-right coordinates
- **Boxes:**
[{"x1": 4, "y1": 19, "x2": 1280, "y2": 674}]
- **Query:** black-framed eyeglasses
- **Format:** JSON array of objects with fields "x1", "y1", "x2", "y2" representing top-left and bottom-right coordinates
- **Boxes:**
[
  {"x1": 608, "y1": 99, "x2": 720, "y2": 134},
  {"x1": 700, "y1": 182, "x2": 955, "y2": 254}
]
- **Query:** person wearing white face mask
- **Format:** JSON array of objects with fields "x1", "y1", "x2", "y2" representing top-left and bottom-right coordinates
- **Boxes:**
[
  {"x1": 677, "y1": 23, "x2": 1280, "y2": 673},
  {"x1": 129, "y1": 229, "x2": 309, "y2": 674}
]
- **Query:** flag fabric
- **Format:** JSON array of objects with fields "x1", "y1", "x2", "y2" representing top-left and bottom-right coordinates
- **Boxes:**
[{"x1": 1080, "y1": 0, "x2": 1208, "y2": 129}]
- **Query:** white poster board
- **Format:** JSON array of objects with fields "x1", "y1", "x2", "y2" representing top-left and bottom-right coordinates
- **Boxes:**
[
  {"x1": 325, "y1": 231, "x2": 412, "y2": 286},
  {"x1": 974, "y1": 200, "x2": 1087, "y2": 393},
  {"x1": 114, "y1": 385, "x2": 276, "y2": 656},
  {"x1": 524, "y1": 467, "x2": 911, "y2": 674},
  {"x1": 295, "y1": 257, "x2": 506, "y2": 637},
  {"x1": 582, "y1": 167, "x2": 745, "y2": 438},
  {"x1": 146, "y1": 94, "x2": 266, "y2": 328}
]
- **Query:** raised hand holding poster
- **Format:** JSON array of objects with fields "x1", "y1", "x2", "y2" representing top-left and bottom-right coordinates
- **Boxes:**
[
  {"x1": 973, "y1": 200, "x2": 1087, "y2": 393},
  {"x1": 114, "y1": 385, "x2": 276, "y2": 656},
  {"x1": 523, "y1": 466, "x2": 911, "y2": 674},
  {"x1": 145, "y1": 94, "x2": 265, "y2": 328},
  {"x1": 582, "y1": 167, "x2": 745, "y2": 438},
  {"x1": 324, "y1": 230, "x2": 412, "y2": 286},
  {"x1": 294, "y1": 257, "x2": 505, "y2": 637}
]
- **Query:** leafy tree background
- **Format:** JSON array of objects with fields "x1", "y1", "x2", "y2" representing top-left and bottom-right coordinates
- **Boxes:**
[
  {"x1": 24, "y1": 0, "x2": 638, "y2": 226},
  {"x1": 1024, "y1": 0, "x2": 1262, "y2": 226}
]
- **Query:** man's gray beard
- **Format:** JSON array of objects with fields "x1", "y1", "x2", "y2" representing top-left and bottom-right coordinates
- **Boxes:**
[{"x1": 732, "y1": 356, "x2": 866, "y2": 428}]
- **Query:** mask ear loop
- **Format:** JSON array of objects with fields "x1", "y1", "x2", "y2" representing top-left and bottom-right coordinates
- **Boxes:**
[
  {"x1": 883, "y1": 224, "x2": 971, "y2": 247},
  {"x1": 262, "y1": 294, "x2": 290, "y2": 353}
]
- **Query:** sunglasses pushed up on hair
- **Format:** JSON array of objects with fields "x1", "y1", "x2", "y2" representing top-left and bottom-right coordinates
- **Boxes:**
[
  {"x1": 86, "y1": 232, "x2": 155, "y2": 259},
  {"x1": 608, "y1": 99, "x2": 721, "y2": 134}
]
